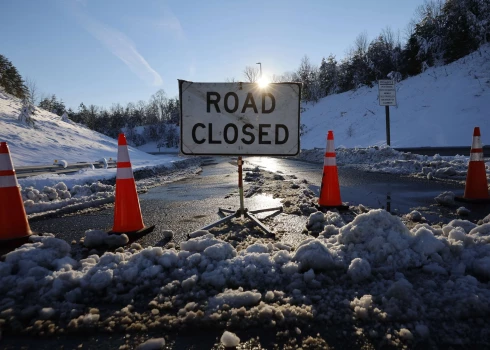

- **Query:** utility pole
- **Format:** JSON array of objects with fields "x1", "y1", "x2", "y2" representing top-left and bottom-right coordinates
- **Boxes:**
[{"x1": 256, "y1": 62, "x2": 262, "y2": 79}]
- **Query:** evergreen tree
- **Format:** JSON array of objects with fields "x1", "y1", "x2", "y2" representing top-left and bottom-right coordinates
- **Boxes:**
[
  {"x1": 19, "y1": 97, "x2": 36, "y2": 127},
  {"x1": 318, "y1": 55, "x2": 338, "y2": 96},
  {"x1": 0, "y1": 54, "x2": 28, "y2": 99}
]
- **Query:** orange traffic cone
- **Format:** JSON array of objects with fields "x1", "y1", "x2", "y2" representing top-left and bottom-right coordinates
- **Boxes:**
[
  {"x1": 111, "y1": 134, "x2": 154, "y2": 234},
  {"x1": 0, "y1": 142, "x2": 32, "y2": 246},
  {"x1": 461, "y1": 127, "x2": 489, "y2": 201},
  {"x1": 318, "y1": 131, "x2": 347, "y2": 209}
]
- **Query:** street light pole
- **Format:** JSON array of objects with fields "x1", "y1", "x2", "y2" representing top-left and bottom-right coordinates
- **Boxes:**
[{"x1": 256, "y1": 62, "x2": 262, "y2": 79}]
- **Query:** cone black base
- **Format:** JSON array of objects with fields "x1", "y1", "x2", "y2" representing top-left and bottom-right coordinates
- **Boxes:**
[
  {"x1": 455, "y1": 196, "x2": 490, "y2": 204},
  {"x1": 317, "y1": 204, "x2": 350, "y2": 211},
  {"x1": 0, "y1": 234, "x2": 33, "y2": 257},
  {"x1": 107, "y1": 225, "x2": 156, "y2": 243}
]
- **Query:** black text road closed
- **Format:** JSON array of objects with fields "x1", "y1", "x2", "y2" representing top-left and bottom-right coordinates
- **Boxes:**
[{"x1": 179, "y1": 81, "x2": 301, "y2": 156}]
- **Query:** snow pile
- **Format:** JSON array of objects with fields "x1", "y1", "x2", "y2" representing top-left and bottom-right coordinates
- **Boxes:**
[
  {"x1": 83, "y1": 230, "x2": 129, "y2": 248},
  {"x1": 21, "y1": 181, "x2": 114, "y2": 215},
  {"x1": 299, "y1": 147, "x2": 490, "y2": 182},
  {"x1": 1, "y1": 210, "x2": 490, "y2": 346}
]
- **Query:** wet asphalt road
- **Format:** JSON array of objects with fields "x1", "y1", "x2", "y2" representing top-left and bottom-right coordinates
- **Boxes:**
[{"x1": 29, "y1": 156, "x2": 490, "y2": 247}]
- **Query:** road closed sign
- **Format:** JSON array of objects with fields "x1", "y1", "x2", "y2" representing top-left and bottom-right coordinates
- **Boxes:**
[{"x1": 179, "y1": 81, "x2": 301, "y2": 156}]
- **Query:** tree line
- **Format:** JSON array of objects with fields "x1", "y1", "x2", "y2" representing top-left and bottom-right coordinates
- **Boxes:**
[{"x1": 242, "y1": 0, "x2": 490, "y2": 103}]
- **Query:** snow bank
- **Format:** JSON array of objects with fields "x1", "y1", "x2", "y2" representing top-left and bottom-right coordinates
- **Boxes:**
[{"x1": 1, "y1": 209, "x2": 490, "y2": 346}]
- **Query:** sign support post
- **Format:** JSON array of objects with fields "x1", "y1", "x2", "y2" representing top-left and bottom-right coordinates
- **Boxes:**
[
  {"x1": 378, "y1": 79, "x2": 396, "y2": 147},
  {"x1": 179, "y1": 80, "x2": 301, "y2": 235},
  {"x1": 385, "y1": 105, "x2": 390, "y2": 146}
]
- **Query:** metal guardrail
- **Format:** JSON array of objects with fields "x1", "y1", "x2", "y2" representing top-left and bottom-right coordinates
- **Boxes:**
[
  {"x1": 16, "y1": 161, "x2": 117, "y2": 179},
  {"x1": 310, "y1": 146, "x2": 490, "y2": 157}
]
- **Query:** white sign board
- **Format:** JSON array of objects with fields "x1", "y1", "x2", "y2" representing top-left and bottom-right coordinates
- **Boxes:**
[
  {"x1": 179, "y1": 81, "x2": 301, "y2": 156},
  {"x1": 378, "y1": 79, "x2": 397, "y2": 106}
]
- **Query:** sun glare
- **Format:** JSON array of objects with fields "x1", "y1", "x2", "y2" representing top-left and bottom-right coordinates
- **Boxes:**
[{"x1": 258, "y1": 77, "x2": 270, "y2": 88}]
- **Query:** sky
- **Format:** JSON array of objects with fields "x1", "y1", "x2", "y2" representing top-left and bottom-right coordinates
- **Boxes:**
[{"x1": 0, "y1": 0, "x2": 427, "y2": 110}]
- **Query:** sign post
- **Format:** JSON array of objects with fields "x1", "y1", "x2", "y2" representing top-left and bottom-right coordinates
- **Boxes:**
[
  {"x1": 179, "y1": 80, "x2": 301, "y2": 233},
  {"x1": 378, "y1": 80, "x2": 396, "y2": 146}
]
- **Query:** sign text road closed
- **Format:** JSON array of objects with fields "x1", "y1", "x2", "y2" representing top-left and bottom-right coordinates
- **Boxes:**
[
  {"x1": 179, "y1": 81, "x2": 301, "y2": 156},
  {"x1": 378, "y1": 79, "x2": 397, "y2": 106}
]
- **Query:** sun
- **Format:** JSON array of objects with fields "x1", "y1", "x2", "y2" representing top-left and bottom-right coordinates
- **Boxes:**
[{"x1": 258, "y1": 77, "x2": 270, "y2": 88}]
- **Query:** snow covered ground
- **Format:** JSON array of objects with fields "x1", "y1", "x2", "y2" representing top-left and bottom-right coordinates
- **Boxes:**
[{"x1": 1, "y1": 179, "x2": 490, "y2": 347}]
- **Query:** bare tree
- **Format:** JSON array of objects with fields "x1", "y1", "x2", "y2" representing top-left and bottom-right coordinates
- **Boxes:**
[
  {"x1": 354, "y1": 31, "x2": 369, "y2": 56},
  {"x1": 225, "y1": 77, "x2": 237, "y2": 82},
  {"x1": 25, "y1": 77, "x2": 39, "y2": 106},
  {"x1": 243, "y1": 66, "x2": 260, "y2": 83}
]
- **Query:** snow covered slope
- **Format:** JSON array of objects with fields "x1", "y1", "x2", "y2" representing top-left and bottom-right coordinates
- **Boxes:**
[
  {"x1": 0, "y1": 90, "x2": 163, "y2": 166},
  {"x1": 301, "y1": 45, "x2": 490, "y2": 149}
]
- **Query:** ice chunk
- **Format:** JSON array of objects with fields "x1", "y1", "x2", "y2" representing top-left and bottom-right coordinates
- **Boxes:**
[
  {"x1": 136, "y1": 338, "x2": 166, "y2": 350},
  {"x1": 220, "y1": 331, "x2": 240, "y2": 347},
  {"x1": 293, "y1": 240, "x2": 336, "y2": 271},
  {"x1": 347, "y1": 258, "x2": 371, "y2": 282}
]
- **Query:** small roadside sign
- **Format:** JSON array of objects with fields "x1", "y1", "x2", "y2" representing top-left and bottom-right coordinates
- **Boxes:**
[
  {"x1": 179, "y1": 81, "x2": 301, "y2": 156},
  {"x1": 378, "y1": 80, "x2": 396, "y2": 106}
]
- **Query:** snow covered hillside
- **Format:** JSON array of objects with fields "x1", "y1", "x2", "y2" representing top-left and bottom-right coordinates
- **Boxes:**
[
  {"x1": 0, "y1": 90, "x2": 163, "y2": 167},
  {"x1": 301, "y1": 44, "x2": 490, "y2": 149}
]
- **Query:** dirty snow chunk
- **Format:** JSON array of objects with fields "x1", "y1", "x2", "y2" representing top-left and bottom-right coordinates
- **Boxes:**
[
  {"x1": 411, "y1": 227, "x2": 445, "y2": 256},
  {"x1": 39, "y1": 307, "x2": 56, "y2": 320},
  {"x1": 209, "y1": 290, "x2": 261, "y2": 309},
  {"x1": 5, "y1": 236, "x2": 71, "y2": 274},
  {"x1": 339, "y1": 209, "x2": 412, "y2": 246},
  {"x1": 188, "y1": 230, "x2": 209, "y2": 239},
  {"x1": 468, "y1": 223, "x2": 490, "y2": 240},
  {"x1": 181, "y1": 233, "x2": 223, "y2": 252},
  {"x1": 435, "y1": 191, "x2": 455, "y2": 206},
  {"x1": 246, "y1": 243, "x2": 269, "y2": 254},
  {"x1": 83, "y1": 229, "x2": 128, "y2": 248},
  {"x1": 457, "y1": 207, "x2": 470, "y2": 216},
  {"x1": 324, "y1": 211, "x2": 345, "y2": 227},
  {"x1": 350, "y1": 295, "x2": 373, "y2": 320},
  {"x1": 397, "y1": 328, "x2": 413, "y2": 341},
  {"x1": 203, "y1": 242, "x2": 236, "y2": 260},
  {"x1": 136, "y1": 338, "x2": 166, "y2": 350},
  {"x1": 54, "y1": 182, "x2": 68, "y2": 191},
  {"x1": 445, "y1": 219, "x2": 477, "y2": 234},
  {"x1": 182, "y1": 275, "x2": 198, "y2": 291},
  {"x1": 293, "y1": 239, "x2": 336, "y2": 271},
  {"x1": 348, "y1": 258, "x2": 371, "y2": 282},
  {"x1": 221, "y1": 331, "x2": 240, "y2": 347},
  {"x1": 408, "y1": 210, "x2": 422, "y2": 222},
  {"x1": 306, "y1": 211, "x2": 325, "y2": 231}
]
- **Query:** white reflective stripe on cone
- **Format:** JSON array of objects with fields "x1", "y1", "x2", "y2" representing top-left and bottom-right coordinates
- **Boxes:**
[
  {"x1": 472, "y1": 136, "x2": 482, "y2": 149},
  {"x1": 0, "y1": 175, "x2": 18, "y2": 188},
  {"x1": 324, "y1": 157, "x2": 336, "y2": 166},
  {"x1": 117, "y1": 167, "x2": 134, "y2": 179},
  {"x1": 117, "y1": 146, "x2": 131, "y2": 163},
  {"x1": 0, "y1": 154, "x2": 14, "y2": 171},
  {"x1": 327, "y1": 140, "x2": 335, "y2": 152},
  {"x1": 470, "y1": 152, "x2": 484, "y2": 162}
]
